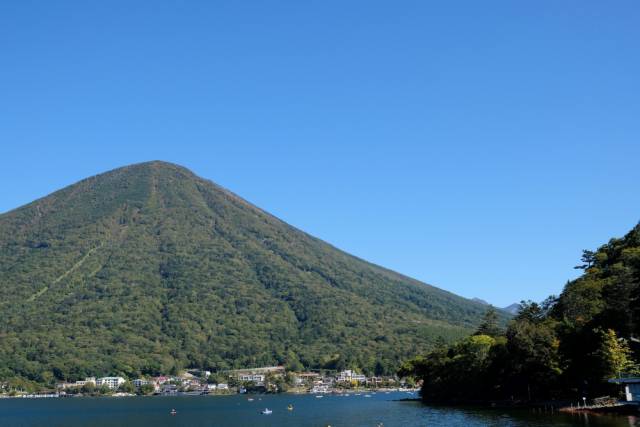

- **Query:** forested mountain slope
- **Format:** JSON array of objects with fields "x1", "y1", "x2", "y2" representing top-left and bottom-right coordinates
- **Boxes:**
[
  {"x1": 402, "y1": 223, "x2": 640, "y2": 402},
  {"x1": 0, "y1": 161, "x2": 494, "y2": 384}
]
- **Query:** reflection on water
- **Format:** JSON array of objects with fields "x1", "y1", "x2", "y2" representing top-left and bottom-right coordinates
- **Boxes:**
[{"x1": 0, "y1": 392, "x2": 638, "y2": 427}]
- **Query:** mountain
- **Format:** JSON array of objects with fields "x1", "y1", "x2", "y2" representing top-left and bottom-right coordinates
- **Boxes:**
[
  {"x1": 472, "y1": 298, "x2": 518, "y2": 316},
  {"x1": 502, "y1": 303, "x2": 521, "y2": 314},
  {"x1": 0, "y1": 161, "x2": 496, "y2": 384}
]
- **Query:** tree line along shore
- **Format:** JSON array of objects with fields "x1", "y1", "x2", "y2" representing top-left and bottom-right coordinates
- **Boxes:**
[{"x1": 400, "y1": 224, "x2": 640, "y2": 412}]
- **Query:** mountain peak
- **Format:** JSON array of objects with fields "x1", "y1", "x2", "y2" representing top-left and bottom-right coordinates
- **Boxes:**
[
  {"x1": 502, "y1": 303, "x2": 521, "y2": 314},
  {"x1": 91, "y1": 160, "x2": 201, "y2": 186},
  {"x1": 119, "y1": 159, "x2": 195, "y2": 174}
]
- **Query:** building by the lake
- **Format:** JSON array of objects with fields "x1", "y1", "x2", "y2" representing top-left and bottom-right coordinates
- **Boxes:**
[
  {"x1": 96, "y1": 377, "x2": 126, "y2": 390},
  {"x1": 336, "y1": 370, "x2": 366, "y2": 383},
  {"x1": 609, "y1": 377, "x2": 640, "y2": 403}
]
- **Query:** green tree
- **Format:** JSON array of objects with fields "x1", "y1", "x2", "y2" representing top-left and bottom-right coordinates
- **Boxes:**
[
  {"x1": 474, "y1": 307, "x2": 502, "y2": 337},
  {"x1": 118, "y1": 381, "x2": 135, "y2": 393},
  {"x1": 592, "y1": 328, "x2": 634, "y2": 379},
  {"x1": 98, "y1": 385, "x2": 111, "y2": 395},
  {"x1": 139, "y1": 383, "x2": 156, "y2": 395},
  {"x1": 505, "y1": 317, "x2": 561, "y2": 400},
  {"x1": 80, "y1": 382, "x2": 96, "y2": 395},
  {"x1": 397, "y1": 355, "x2": 428, "y2": 380},
  {"x1": 284, "y1": 351, "x2": 303, "y2": 372}
]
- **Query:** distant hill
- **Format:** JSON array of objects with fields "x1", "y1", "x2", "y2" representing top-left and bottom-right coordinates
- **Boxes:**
[
  {"x1": 472, "y1": 298, "x2": 518, "y2": 316},
  {"x1": 0, "y1": 161, "x2": 498, "y2": 384},
  {"x1": 502, "y1": 303, "x2": 521, "y2": 314}
]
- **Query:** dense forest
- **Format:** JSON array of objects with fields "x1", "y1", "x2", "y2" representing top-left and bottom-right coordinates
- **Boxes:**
[
  {"x1": 400, "y1": 223, "x2": 640, "y2": 403},
  {"x1": 0, "y1": 161, "x2": 499, "y2": 389}
]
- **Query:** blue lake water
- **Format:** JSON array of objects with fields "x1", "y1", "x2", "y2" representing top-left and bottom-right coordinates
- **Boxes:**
[{"x1": 1, "y1": 392, "x2": 638, "y2": 427}]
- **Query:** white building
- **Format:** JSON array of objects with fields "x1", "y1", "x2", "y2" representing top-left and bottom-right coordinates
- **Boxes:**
[
  {"x1": 217, "y1": 383, "x2": 229, "y2": 390},
  {"x1": 609, "y1": 377, "x2": 640, "y2": 402},
  {"x1": 186, "y1": 369, "x2": 211, "y2": 378},
  {"x1": 76, "y1": 377, "x2": 96, "y2": 386},
  {"x1": 57, "y1": 377, "x2": 97, "y2": 390},
  {"x1": 229, "y1": 366, "x2": 285, "y2": 376},
  {"x1": 353, "y1": 373, "x2": 366, "y2": 382},
  {"x1": 239, "y1": 374, "x2": 265, "y2": 383},
  {"x1": 294, "y1": 372, "x2": 320, "y2": 385},
  {"x1": 133, "y1": 379, "x2": 159, "y2": 392},
  {"x1": 336, "y1": 370, "x2": 366, "y2": 383},
  {"x1": 311, "y1": 384, "x2": 330, "y2": 393},
  {"x1": 96, "y1": 377, "x2": 126, "y2": 389},
  {"x1": 132, "y1": 379, "x2": 151, "y2": 388}
]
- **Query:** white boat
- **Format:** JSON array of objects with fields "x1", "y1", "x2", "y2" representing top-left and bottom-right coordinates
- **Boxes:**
[
  {"x1": 315, "y1": 395, "x2": 324, "y2": 398},
  {"x1": 261, "y1": 408, "x2": 272, "y2": 415}
]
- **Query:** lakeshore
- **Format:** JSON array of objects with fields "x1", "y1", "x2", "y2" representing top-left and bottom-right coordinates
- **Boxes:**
[
  {"x1": 0, "y1": 367, "x2": 415, "y2": 399},
  {"x1": 2, "y1": 392, "x2": 639, "y2": 427}
]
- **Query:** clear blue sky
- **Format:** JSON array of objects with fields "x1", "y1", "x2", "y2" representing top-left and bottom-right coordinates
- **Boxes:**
[{"x1": 1, "y1": 1, "x2": 639, "y2": 306}]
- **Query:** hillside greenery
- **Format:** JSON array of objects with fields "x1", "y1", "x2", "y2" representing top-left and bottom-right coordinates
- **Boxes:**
[
  {"x1": 400, "y1": 223, "x2": 640, "y2": 403},
  {"x1": 0, "y1": 161, "x2": 496, "y2": 388}
]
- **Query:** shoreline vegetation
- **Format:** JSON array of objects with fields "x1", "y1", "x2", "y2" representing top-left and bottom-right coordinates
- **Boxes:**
[
  {"x1": 399, "y1": 223, "x2": 640, "y2": 416},
  {"x1": 417, "y1": 399, "x2": 640, "y2": 414}
]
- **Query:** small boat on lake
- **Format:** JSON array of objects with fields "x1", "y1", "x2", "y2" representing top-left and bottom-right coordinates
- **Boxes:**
[
  {"x1": 261, "y1": 408, "x2": 272, "y2": 415},
  {"x1": 287, "y1": 404, "x2": 294, "y2": 411},
  {"x1": 170, "y1": 409, "x2": 177, "y2": 416}
]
